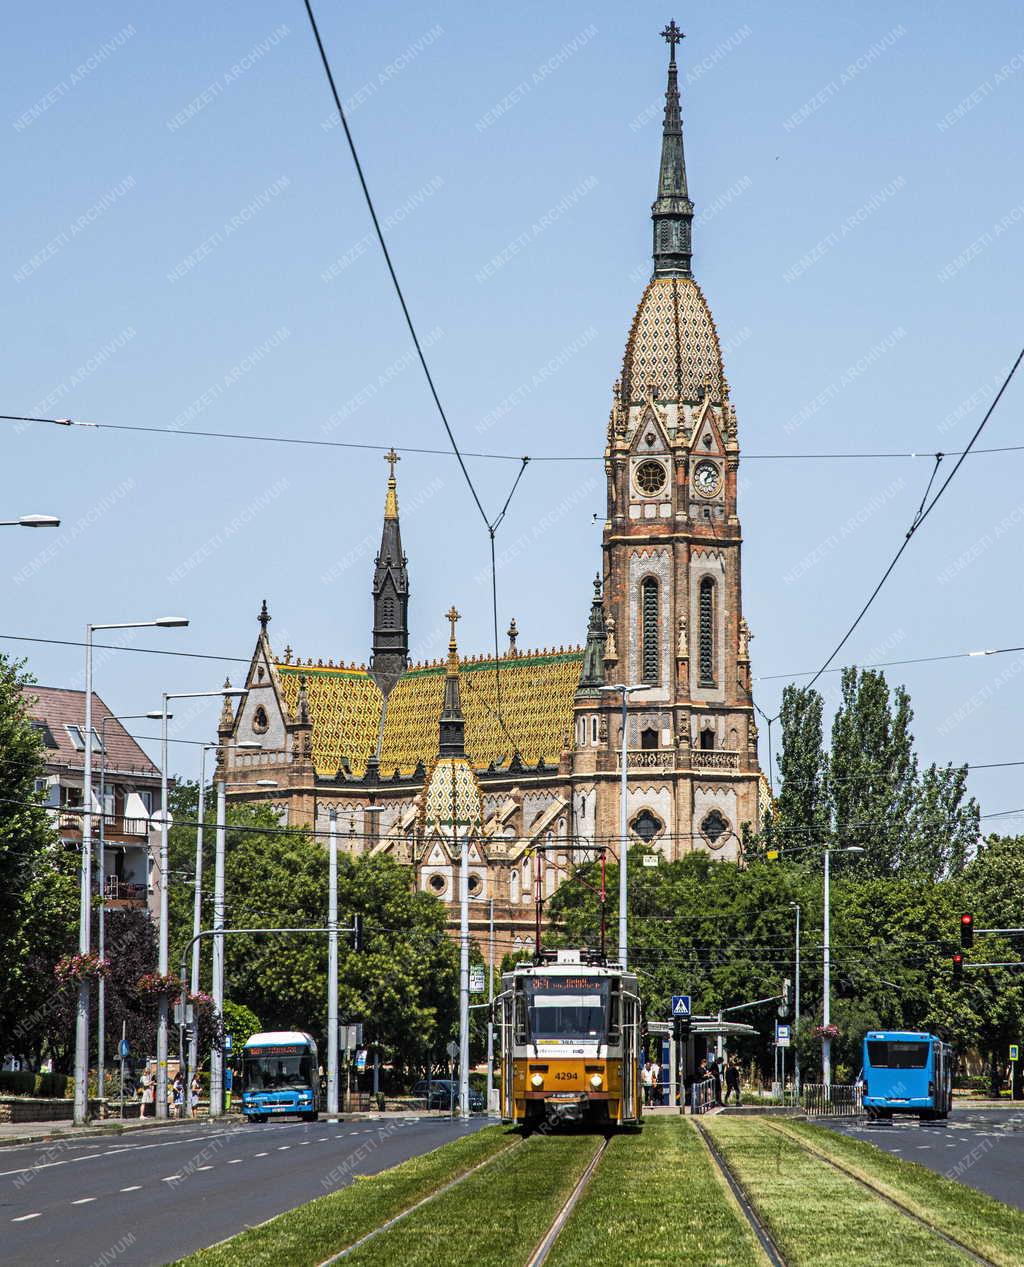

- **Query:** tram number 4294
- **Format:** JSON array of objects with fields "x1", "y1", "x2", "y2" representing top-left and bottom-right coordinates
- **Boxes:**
[{"x1": 554, "y1": 1072, "x2": 576, "y2": 1081}]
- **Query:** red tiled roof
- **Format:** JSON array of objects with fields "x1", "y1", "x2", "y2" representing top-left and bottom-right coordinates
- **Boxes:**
[{"x1": 21, "y1": 685, "x2": 161, "y2": 778}]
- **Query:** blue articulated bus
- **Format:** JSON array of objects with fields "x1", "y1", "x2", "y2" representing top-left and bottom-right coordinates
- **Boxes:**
[
  {"x1": 241, "y1": 1031, "x2": 321, "y2": 1122},
  {"x1": 862, "y1": 1030, "x2": 952, "y2": 1121}
]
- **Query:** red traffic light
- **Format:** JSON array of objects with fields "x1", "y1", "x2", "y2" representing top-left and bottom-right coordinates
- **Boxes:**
[
  {"x1": 952, "y1": 952, "x2": 964, "y2": 986},
  {"x1": 960, "y1": 913, "x2": 974, "y2": 950}
]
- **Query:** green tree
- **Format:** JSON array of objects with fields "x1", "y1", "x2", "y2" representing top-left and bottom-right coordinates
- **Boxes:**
[{"x1": 771, "y1": 683, "x2": 828, "y2": 852}]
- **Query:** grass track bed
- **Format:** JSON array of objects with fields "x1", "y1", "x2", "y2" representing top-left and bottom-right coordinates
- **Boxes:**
[
  {"x1": 172, "y1": 1126, "x2": 514, "y2": 1267},
  {"x1": 344, "y1": 1132, "x2": 600, "y2": 1266},
  {"x1": 705, "y1": 1117, "x2": 966, "y2": 1267},
  {"x1": 544, "y1": 1119, "x2": 765, "y2": 1267},
  {"x1": 776, "y1": 1119, "x2": 1024, "y2": 1267}
]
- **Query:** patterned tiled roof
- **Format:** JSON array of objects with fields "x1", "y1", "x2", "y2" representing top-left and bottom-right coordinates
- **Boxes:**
[
  {"x1": 276, "y1": 650, "x2": 583, "y2": 779},
  {"x1": 621, "y1": 276, "x2": 724, "y2": 406}
]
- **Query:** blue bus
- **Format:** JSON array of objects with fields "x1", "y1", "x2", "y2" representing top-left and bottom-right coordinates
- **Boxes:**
[
  {"x1": 241, "y1": 1031, "x2": 321, "y2": 1122},
  {"x1": 862, "y1": 1030, "x2": 952, "y2": 1121}
]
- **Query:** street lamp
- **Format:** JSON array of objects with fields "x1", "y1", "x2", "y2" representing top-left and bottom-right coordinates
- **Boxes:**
[
  {"x1": 73, "y1": 616, "x2": 188, "y2": 1127},
  {"x1": 152, "y1": 686, "x2": 243, "y2": 1119},
  {"x1": 96, "y1": 709, "x2": 165, "y2": 1105},
  {"x1": 598, "y1": 683, "x2": 646, "y2": 968},
  {"x1": 822, "y1": 847, "x2": 863, "y2": 1084},
  {"x1": 789, "y1": 901, "x2": 801, "y2": 1095},
  {"x1": 0, "y1": 513, "x2": 61, "y2": 527}
]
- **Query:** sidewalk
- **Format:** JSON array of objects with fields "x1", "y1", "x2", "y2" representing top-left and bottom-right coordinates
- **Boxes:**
[{"x1": 0, "y1": 1113, "x2": 231, "y2": 1149}]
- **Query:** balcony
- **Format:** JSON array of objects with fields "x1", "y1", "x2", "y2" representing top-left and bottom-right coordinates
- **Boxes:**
[
  {"x1": 690, "y1": 748, "x2": 741, "y2": 772},
  {"x1": 55, "y1": 812, "x2": 150, "y2": 837},
  {"x1": 626, "y1": 749, "x2": 675, "y2": 770},
  {"x1": 103, "y1": 877, "x2": 148, "y2": 906}
]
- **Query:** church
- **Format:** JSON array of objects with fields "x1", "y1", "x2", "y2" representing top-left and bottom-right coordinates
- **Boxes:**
[{"x1": 218, "y1": 24, "x2": 766, "y2": 953}]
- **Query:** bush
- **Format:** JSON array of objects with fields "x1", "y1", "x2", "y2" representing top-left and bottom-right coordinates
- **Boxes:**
[{"x1": 0, "y1": 1071, "x2": 71, "y2": 1097}]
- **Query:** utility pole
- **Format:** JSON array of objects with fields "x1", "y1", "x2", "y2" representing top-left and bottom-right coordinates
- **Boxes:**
[
  {"x1": 486, "y1": 897, "x2": 495, "y2": 1112},
  {"x1": 210, "y1": 776, "x2": 226, "y2": 1116},
  {"x1": 458, "y1": 802, "x2": 470, "y2": 1120},
  {"x1": 189, "y1": 744, "x2": 214, "y2": 1084},
  {"x1": 791, "y1": 902, "x2": 801, "y2": 1094},
  {"x1": 327, "y1": 809, "x2": 339, "y2": 1116},
  {"x1": 599, "y1": 683, "x2": 644, "y2": 969}
]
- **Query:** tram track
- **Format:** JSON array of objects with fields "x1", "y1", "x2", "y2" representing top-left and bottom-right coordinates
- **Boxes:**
[
  {"x1": 692, "y1": 1119, "x2": 789, "y2": 1267},
  {"x1": 522, "y1": 1135, "x2": 610, "y2": 1267},
  {"x1": 759, "y1": 1120, "x2": 1002, "y2": 1267}
]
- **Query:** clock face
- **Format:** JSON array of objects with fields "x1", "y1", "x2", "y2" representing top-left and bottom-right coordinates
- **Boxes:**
[{"x1": 692, "y1": 460, "x2": 721, "y2": 498}]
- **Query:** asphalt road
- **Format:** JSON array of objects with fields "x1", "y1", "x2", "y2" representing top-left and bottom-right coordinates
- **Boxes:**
[
  {"x1": 822, "y1": 1106, "x2": 1024, "y2": 1209},
  {"x1": 0, "y1": 1113, "x2": 493, "y2": 1266}
]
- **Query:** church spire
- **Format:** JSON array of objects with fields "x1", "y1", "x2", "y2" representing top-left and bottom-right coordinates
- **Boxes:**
[
  {"x1": 651, "y1": 20, "x2": 694, "y2": 279},
  {"x1": 578, "y1": 575, "x2": 607, "y2": 690},
  {"x1": 370, "y1": 448, "x2": 410, "y2": 694},
  {"x1": 438, "y1": 606, "x2": 465, "y2": 757}
]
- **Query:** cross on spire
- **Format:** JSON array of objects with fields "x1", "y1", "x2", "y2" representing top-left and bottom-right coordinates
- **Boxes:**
[
  {"x1": 660, "y1": 19, "x2": 684, "y2": 63},
  {"x1": 384, "y1": 447, "x2": 400, "y2": 478},
  {"x1": 446, "y1": 605, "x2": 461, "y2": 647}
]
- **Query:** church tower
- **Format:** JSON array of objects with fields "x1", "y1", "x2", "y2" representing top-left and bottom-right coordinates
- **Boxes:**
[
  {"x1": 369, "y1": 449, "x2": 410, "y2": 693},
  {"x1": 591, "y1": 22, "x2": 761, "y2": 860}
]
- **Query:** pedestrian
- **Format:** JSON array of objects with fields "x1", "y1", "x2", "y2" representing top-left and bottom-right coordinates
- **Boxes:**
[
  {"x1": 710, "y1": 1057, "x2": 723, "y2": 1106},
  {"x1": 641, "y1": 1060, "x2": 654, "y2": 1106},
  {"x1": 172, "y1": 1072, "x2": 184, "y2": 1118},
  {"x1": 190, "y1": 1072, "x2": 202, "y2": 1118},
  {"x1": 138, "y1": 1070, "x2": 152, "y2": 1119},
  {"x1": 725, "y1": 1056, "x2": 741, "y2": 1105},
  {"x1": 650, "y1": 1057, "x2": 662, "y2": 1106}
]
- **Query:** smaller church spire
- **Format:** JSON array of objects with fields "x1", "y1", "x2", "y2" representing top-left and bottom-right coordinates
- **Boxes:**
[
  {"x1": 652, "y1": 20, "x2": 695, "y2": 278},
  {"x1": 578, "y1": 575, "x2": 608, "y2": 689},
  {"x1": 438, "y1": 605, "x2": 465, "y2": 756},
  {"x1": 383, "y1": 447, "x2": 400, "y2": 520},
  {"x1": 258, "y1": 599, "x2": 270, "y2": 635},
  {"x1": 370, "y1": 450, "x2": 410, "y2": 693}
]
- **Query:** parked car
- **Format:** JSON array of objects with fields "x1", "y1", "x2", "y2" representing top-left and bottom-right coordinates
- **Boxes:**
[{"x1": 411, "y1": 1078, "x2": 485, "y2": 1111}]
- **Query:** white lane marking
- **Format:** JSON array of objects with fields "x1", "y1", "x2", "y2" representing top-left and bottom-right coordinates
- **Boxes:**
[
  {"x1": 0, "y1": 1129, "x2": 245, "y2": 1178},
  {"x1": 228, "y1": 1159, "x2": 242, "y2": 1164},
  {"x1": 277, "y1": 1145, "x2": 290, "y2": 1151},
  {"x1": 196, "y1": 1165, "x2": 214, "y2": 1171},
  {"x1": 300, "y1": 1141, "x2": 311, "y2": 1145},
  {"x1": 254, "y1": 1151, "x2": 268, "y2": 1157},
  {"x1": 121, "y1": 1185, "x2": 142, "y2": 1192},
  {"x1": 72, "y1": 1197, "x2": 97, "y2": 1204},
  {"x1": 12, "y1": 1213, "x2": 41, "y2": 1222},
  {"x1": 162, "y1": 1175, "x2": 181, "y2": 1182},
  {"x1": 317, "y1": 1136, "x2": 328, "y2": 1141}
]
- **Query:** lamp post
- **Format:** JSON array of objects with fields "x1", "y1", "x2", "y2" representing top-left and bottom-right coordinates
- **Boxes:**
[
  {"x1": 0, "y1": 513, "x2": 61, "y2": 527},
  {"x1": 822, "y1": 847, "x2": 863, "y2": 1084},
  {"x1": 73, "y1": 616, "x2": 188, "y2": 1128},
  {"x1": 96, "y1": 709, "x2": 165, "y2": 1107},
  {"x1": 598, "y1": 683, "x2": 645, "y2": 969},
  {"x1": 789, "y1": 901, "x2": 801, "y2": 1095},
  {"x1": 327, "y1": 809, "x2": 339, "y2": 1116},
  {"x1": 153, "y1": 686, "x2": 243, "y2": 1120}
]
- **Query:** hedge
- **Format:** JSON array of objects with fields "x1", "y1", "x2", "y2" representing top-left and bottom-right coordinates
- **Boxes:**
[{"x1": 0, "y1": 1071, "x2": 71, "y2": 1098}]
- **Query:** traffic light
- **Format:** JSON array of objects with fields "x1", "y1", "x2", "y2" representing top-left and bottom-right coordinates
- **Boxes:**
[
  {"x1": 352, "y1": 914, "x2": 364, "y2": 952},
  {"x1": 952, "y1": 953, "x2": 964, "y2": 987},
  {"x1": 673, "y1": 1014, "x2": 692, "y2": 1044},
  {"x1": 960, "y1": 913, "x2": 974, "y2": 950}
]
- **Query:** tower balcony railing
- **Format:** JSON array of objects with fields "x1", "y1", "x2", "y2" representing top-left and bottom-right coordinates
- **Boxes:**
[
  {"x1": 231, "y1": 747, "x2": 292, "y2": 769},
  {"x1": 626, "y1": 749, "x2": 676, "y2": 770},
  {"x1": 690, "y1": 748, "x2": 741, "y2": 772}
]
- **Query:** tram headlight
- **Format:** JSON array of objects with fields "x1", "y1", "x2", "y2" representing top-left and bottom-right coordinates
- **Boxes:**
[
  {"x1": 531, "y1": 1073, "x2": 544, "y2": 1089},
  {"x1": 590, "y1": 1074, "x2": 603, "y2": 1089}
]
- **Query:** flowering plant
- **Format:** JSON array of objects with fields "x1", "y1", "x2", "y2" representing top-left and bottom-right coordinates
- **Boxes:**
[
  {"x1": 54, "y1": 952, "x2": 110, "y2": 983},
  {"x1": 814, "y1": 1023, "x2": 841, "y2": 1039},
  {"x1": 136, "y1": 971, "x2": 182, "y2": 1000}
]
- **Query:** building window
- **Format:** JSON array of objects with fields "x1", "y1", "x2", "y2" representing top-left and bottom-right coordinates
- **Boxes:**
[
  {"x1": 428, "y1": 873, "x2": 447, "y2": 895},
  {"x1": 641, "y1": 577, "x2": 660, "y2": 684},
  {"x1": 65, "y1": 725, "x2": 105, "y2": 753},
  {"x1": 468, "y1": 875, "x2": 482, "y2": 896},
  {"x1": 591, "y1": 716, "x2": 598, "y2": 745},
  {"x1": 699, "y1": 577, "x2": 715, "y2": 686},
  {"x1": 640, "y1": 726, "x2": 658, "y2": 750},
  {"x1": 252, "y1": 706, "x2": 269, "y2": 734},
  {"x1": 700, "y1": 728, "x2": 715, "y2": 751},
  {"x1": 631, "y1": 809, "x2": 662, "y2": 843},
  {"x1": 701, "y1": 810, "x2": 729, "y2": 846},
  {"x1": 634, "y1": 459, "x2": 667, "y2": 497}
]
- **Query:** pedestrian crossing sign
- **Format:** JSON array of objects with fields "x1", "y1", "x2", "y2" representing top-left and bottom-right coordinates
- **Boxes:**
[
  {"x1": 671, "y1": 995, "x2": 691, "y2": 1017},
  {"x1": 1011, "y1": 1044, "x2": 1020, "y2": 1062}
]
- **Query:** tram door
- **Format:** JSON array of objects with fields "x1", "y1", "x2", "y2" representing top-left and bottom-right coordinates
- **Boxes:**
[
  {"x1": 621, "y1": 989, "x2": 641, "y2": 1121},
  {"x1": 498, "y1": 992, "x2": 515, "y2": 1119}
]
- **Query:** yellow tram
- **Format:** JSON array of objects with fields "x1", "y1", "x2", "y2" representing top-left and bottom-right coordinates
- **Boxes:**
[{"x1": 496, "y1": 950, "x2": 644, "y2": 1128}]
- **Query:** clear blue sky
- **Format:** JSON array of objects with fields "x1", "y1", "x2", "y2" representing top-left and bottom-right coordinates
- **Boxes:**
[{"x1": 3, "y1": 1, "x2": 1023, "y2": 824}]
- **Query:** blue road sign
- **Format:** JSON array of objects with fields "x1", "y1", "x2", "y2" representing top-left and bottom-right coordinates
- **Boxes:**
[
  {"x1": 775, "y1": 1023, "x2": 792, "y2": 1048},
  {"x1": 671, "y1": 995, "x2": 692, "y2": 1017},
  {"x1": 118, "y1": 1038, "x2": 130, "y2": 1059}
]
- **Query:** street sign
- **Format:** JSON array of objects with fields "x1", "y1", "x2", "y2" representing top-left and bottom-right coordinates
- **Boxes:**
[
  {"x1": 445, "y1": 1040, "x2": 459, "y2": 1061},
  {"x1": 775, "y1": 1023, "x2": 792, "y2": 1048},
  {"x1": 224, "y1": 1033, "x2": 232, "y2": 1054},
  {"x1": 642, "y1": 854, "x2": 659, "y2": 868},
  {"x1": 340, "y1": 1023, "x2": 363, "y2": 1051},
  {"x1": 355, "y1": 1049, "x2": 367, "y2": 1071},
  {"x1": 1011, "y1": 1044, "x2": 1020, "y2": 1062},
  {"x1": 671, "y1": 995, "x2": 692, "y2": 1017},
  {"x1": 118, "y1": 1038, "x2": 130, "y2": 1059},
  {"x1": 469, "y1": 966, "x2": 485, "y2": 993},
  {"x1": 173, "y1": 1001, "x2": 194, "y2": 1026}
]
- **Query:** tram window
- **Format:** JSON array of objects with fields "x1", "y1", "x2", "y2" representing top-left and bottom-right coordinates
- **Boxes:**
[
  {"x1": 524, "y1": 978, "x2": 610, "y2": 1040},
  {"x1": 607, "y1": 986, "x2": 621, "y2": 1041},
  {"x1": 514, "y1": 992, "x2": 528, "y2": 1044},
  {"x1": 867, "y1": 1041, "x2": 928, "y2": 1068}
]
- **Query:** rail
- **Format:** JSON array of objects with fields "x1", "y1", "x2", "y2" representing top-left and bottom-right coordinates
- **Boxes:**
[{"x1": 801, "y1": 1082, "x2": 863, "y2": 1117}]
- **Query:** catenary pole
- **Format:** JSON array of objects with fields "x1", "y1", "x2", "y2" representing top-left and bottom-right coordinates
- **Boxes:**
[{"x1": 327, "y1": 809, "x2": 339, "y2": 1116}]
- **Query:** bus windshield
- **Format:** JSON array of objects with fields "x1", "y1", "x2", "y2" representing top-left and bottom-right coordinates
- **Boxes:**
[
  {"x1": 243, "y1": 1046, "x2": 314, "y2": 1091},
  {"x1": 867, "y1": 1041, "x2": 929, "y2": 1069},
  {"x1": 524, "y1": 977, "x2": 609, "y2": 1040}
]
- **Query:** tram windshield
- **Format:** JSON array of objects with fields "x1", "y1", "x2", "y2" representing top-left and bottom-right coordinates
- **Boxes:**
[
  {"x1": 866, "y1": 1040, "x2": 929, "y2": 1069},
  {"x1": 523, "y1": 977, "x2": 610, "y2": 1040}
]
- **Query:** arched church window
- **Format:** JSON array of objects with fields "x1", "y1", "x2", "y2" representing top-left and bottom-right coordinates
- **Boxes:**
[
  {"x1": 698, "y1": 577, "x2": 716, "y2": 686},
  {"x1": 640, "y1": 726, "x2": 658, "y2": 750},
  {"x1": 591, "y1": 716, "x2": 598, "y2": 745},
  {"x1": 641, "y1": 577, "x2": 660, "y2": 684},
  {"x1": 631, "y1": 809, "x2": 662, "y2": 843},
  {"x1": 252, "y1": 706, "x2": 269, "y2": 735},
  {"x1": 468, "y1": 874, "x2": 482, "y2": 896},
  {"x1": 701, "y1": 810, "x2": 729, "y2": 847},
  {"x1": 428, "y1": 873, "x2": 447, "y2": 895}
]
